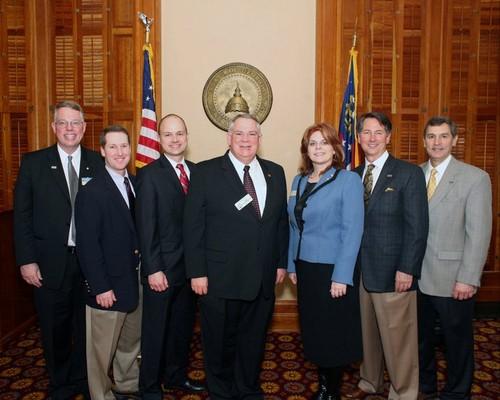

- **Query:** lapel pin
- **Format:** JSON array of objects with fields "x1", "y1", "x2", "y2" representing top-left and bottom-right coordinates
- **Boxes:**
[
  {"x1": 386, "y1": 174, "x2": 392, "y2": 178},
  {"x1": 51, "y1": 165, "x2": 57, "y2": 169},
  {"x1": 267, "y1": 173, "x2": 272, "y2": 178}
]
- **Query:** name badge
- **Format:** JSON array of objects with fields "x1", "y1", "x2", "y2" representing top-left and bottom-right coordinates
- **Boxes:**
[
  {"x1": 290, "y1": 190, "x2": 297, "y2": 196},
  {"x1": 235, "y1": 194, "x2": 253, "y2": 211},
  {"x1": 81, "y1": 177, "x2": 93, "y2": 186}
]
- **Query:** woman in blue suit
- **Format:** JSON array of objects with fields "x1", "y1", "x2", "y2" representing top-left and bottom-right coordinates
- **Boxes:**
[{"x1": 288, "y1": 123, "x2": 364, "y2": 400}]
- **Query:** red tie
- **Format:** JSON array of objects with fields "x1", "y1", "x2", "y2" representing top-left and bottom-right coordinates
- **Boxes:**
[{"x1": 176, "y1": 163, "x2": 189, "y2": 194}]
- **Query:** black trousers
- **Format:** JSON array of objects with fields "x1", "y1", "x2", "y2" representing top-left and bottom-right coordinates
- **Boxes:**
[
  {"x1": 163, "y1": 281, "x2": 197, "y2": 386},
  {"x1": 33, "y1": 252, "x2": 88, "y2": 400},
  {"x1": 199, "y1": 291, "x2": 275, "y2": 400},
  {"x1": 140, "y1": 282, "x2": 179, "y2": 397},
  {"x1": 417, "y1": 290, "x2": 475, "y2": 400}
]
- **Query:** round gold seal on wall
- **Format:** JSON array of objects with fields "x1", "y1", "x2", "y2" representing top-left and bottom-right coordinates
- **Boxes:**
[{"x1": 202, "y1": 62, "x2": 273, "y2": 131}]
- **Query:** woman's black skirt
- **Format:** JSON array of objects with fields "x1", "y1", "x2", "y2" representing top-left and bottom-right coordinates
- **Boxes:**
[{"x1": 296, "y1": 259, "x2": 362, "y2": 367}]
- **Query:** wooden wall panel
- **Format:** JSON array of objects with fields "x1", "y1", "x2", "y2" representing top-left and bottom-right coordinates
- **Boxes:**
[
  {"x1": 0, "y1": 211, "x2": 35, "y2": 346},
  {"x1": 111, "y1": 0, "x2": 133, "y2": 27},
  {"x1": 110, "y1": 35, "x2": 134, "y2": 108},
  {"x1": 0, "y1": 0, "x2": 161, "y2": 337},
  {"x1": 316, "y1": 0, "x2": 500, "y2": 301}
]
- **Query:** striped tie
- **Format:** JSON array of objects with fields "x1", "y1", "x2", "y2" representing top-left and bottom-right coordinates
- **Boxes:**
[{"x1": 177, "y1": 163, "x2": 189, "y2": 194}]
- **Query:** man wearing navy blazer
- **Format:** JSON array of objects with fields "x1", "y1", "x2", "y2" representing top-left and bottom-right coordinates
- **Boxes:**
[
  {"x1": 75, "y1": 125, "x2": 141, "y2": 400},
  {"x1": 136, "y1": 114, "x2": 204, "y2": 399},
  {"x1": 354, "y1": 112, "x2": 429, "y2": 400},
  {"x1": 184, "y1": 114, "x2": 289, "y2": 400},
  {"x1": 14, "y1": 100, "x2": 103, "y2": 400},
  {"x1": 418, "y1": 116, "x2": 492, "y2": 400}
]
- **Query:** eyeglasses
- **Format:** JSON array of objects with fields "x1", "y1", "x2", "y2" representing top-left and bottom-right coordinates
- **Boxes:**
[{"x1": 54, "y1": 120, "x2": 84, "y2": 129}]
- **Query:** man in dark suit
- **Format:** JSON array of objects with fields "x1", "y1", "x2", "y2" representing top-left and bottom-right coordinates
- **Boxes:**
[
  {"x1": 183, "y1": 113, "x2": 289, "y2": 400},
  {"x1": 354, "y1": 112, "x2": 428, "y2": 400},
  {"x1": 136, "y1": 114, "x2": 204, "y2": 399},
  {"x1": 14, "y1": 100, "x2": 103, "y2": 400},
  {"x1": 418, "y1": 116, "x2": 492, "y2": 400},
  {"x1": 75, "y1": 125, "x2": 141, "y2": 400}
]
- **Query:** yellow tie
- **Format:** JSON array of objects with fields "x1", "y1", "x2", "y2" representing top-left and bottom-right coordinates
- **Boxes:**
[{"x1": 427, "y1": 168, "x2": 438, "y2": 200}]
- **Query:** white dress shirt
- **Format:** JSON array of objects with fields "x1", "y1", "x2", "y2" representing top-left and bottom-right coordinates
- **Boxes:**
[
  {"x1": 57, "y1": 145, "x2": 81, "y2": 246},
  {"x1": 362, "y1": 150, "x2": 390, "y2": 193},
  {"x1": 228, "y1": 151, "x2": 267, "y2": 214},
  {"x1": 164, "y1": 154, "x2": 191, "y2": 179},
  {"x1": 425, "y1": 155, "x2": 452, "y2": 187},
  {"x1": 105, "y1": 165, "x2": 135, "y2": 208}
]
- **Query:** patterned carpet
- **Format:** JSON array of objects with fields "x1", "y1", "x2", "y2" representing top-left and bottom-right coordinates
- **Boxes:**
[{"x1": 0, "y1": 320, "x2": 499, "y2": 399}]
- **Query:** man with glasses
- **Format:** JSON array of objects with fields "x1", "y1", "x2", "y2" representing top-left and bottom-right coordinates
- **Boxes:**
[
  {"x1": 183, "y1": 113, "x2": 289, "y2": 400},
  {"x1": 14, "y1": 100, "x2": 103, "y2": 400},
  {"x1": 136, "y1": 114, "x2": 205, "y2": 399}
]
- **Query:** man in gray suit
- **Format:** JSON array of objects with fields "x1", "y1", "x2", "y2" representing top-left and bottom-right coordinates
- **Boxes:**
[{"x1": 418, "y1": 116, "x2": 492, "y2": 400}]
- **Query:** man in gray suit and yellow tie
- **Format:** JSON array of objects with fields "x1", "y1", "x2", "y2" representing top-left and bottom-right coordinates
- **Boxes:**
[{"x1": 418, "y1": 116, "x2": 492, "y2": 400}]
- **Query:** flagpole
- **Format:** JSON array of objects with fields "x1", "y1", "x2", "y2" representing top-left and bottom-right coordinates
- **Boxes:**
[
  {"x1": 353, "y1": 17, "x2": 358, "y2": 49},
  {"x1": 136, "y1": 12, "x2": 160, "y2": 168},
  {"x1": 138, "y1": 12, "x2": 153, "y2": 44}
]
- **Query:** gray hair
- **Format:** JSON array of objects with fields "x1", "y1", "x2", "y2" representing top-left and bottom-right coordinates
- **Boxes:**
[
  {"x1": 228, "y1": 113, "x2": 261, "y2": 134},
  {"x1": 53, "y1": 100, "x2": 84, "y2": 122}
]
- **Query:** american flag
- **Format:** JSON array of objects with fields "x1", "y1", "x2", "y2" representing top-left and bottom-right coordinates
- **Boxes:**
[
  {"x1": 136, "y1": 43, "x2": 160, "y2": 168},
  {"x1": 338, "y1": 47, "x2": 360, "y2": 170}
]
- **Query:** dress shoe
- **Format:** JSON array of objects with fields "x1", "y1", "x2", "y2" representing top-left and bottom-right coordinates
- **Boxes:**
[
  {"x1": 112, "y1": 389, "x2": 142, "y2": 400},
  {"x1": 345, "y1": 387, "x2": 370, "y2": 399},
  {"x1": 419, "y1": 392, "x2": 439, "y2": 400},
  {"x1": 162, "y1": 379, "x2": 206, "y2": 393},
  {"x1": 312, "y1": 381, "x2": 328, "y2": 400}
]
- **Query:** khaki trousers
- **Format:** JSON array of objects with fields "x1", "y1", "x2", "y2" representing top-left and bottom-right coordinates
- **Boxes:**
[
  {"x1": 358, "y1": 282, "x2": 419, "y2": 400},
  {"x1": 86, "y1": 301, "x2": 141, "y2": 400}
]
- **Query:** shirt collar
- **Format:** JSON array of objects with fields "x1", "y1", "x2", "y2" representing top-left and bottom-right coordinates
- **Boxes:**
[
  {"x1": 164, "y1": 154, "x2": 186, "y2": 169},
  {"x1": 57, "y1": 144, "x2": 81, "y2": 160},
  {"x1": 105, "y1": 164, "x2": 129, "y2": 181},
  {"x1": 228, "y1": 150, "x2": 258, "y2": 171},
  {"x1": 365, "y1": 150, "x2": 389, "y2": 169},
  {"x1": 427, "y1": 154, "x2": 452, "y2": 176}
]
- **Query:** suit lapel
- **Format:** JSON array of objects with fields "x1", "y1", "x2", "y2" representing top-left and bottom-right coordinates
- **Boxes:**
[
  {"x1": 259, "y1": 159, "x2": 272, "y2": 220},
  {"x1": 47, "y1": 145, "x2": 71, "y2": 204},
  {"x1": 160, "y1": 155, "x2": 185, "y2": 194},
  {"x1": 103, "y1": 170, "x2": 136, "y2": 232},
  {"x1": 366, "y1": 155, "x2": 396, "y2": 215},
  {"x1": 79, "y1": 148, "x2": 98, "y2": 184},
  {"x1": 428, "y1": 157, "x2": 458, "y2": 211}
]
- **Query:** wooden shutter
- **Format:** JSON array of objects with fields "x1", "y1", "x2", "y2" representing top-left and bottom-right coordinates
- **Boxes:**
[{"x1": 316, "y1": 0, "x2": 500, "y2": 300}]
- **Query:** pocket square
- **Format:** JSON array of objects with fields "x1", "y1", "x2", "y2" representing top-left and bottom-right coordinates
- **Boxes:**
[{"x1": 385, "y1": 187, "x2": 395, "y2": 192}]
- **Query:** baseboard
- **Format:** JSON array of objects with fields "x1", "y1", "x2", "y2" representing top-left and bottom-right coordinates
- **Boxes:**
[
  {"x1": 270, "y1": 299, "x2": 299, "y2": 332},
  {"x1": 0, "y1": 315, "x2": 37, "y2": 351},
  {"x1": 475, "y1": 302, "x2": 500, "y2": 319}
]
